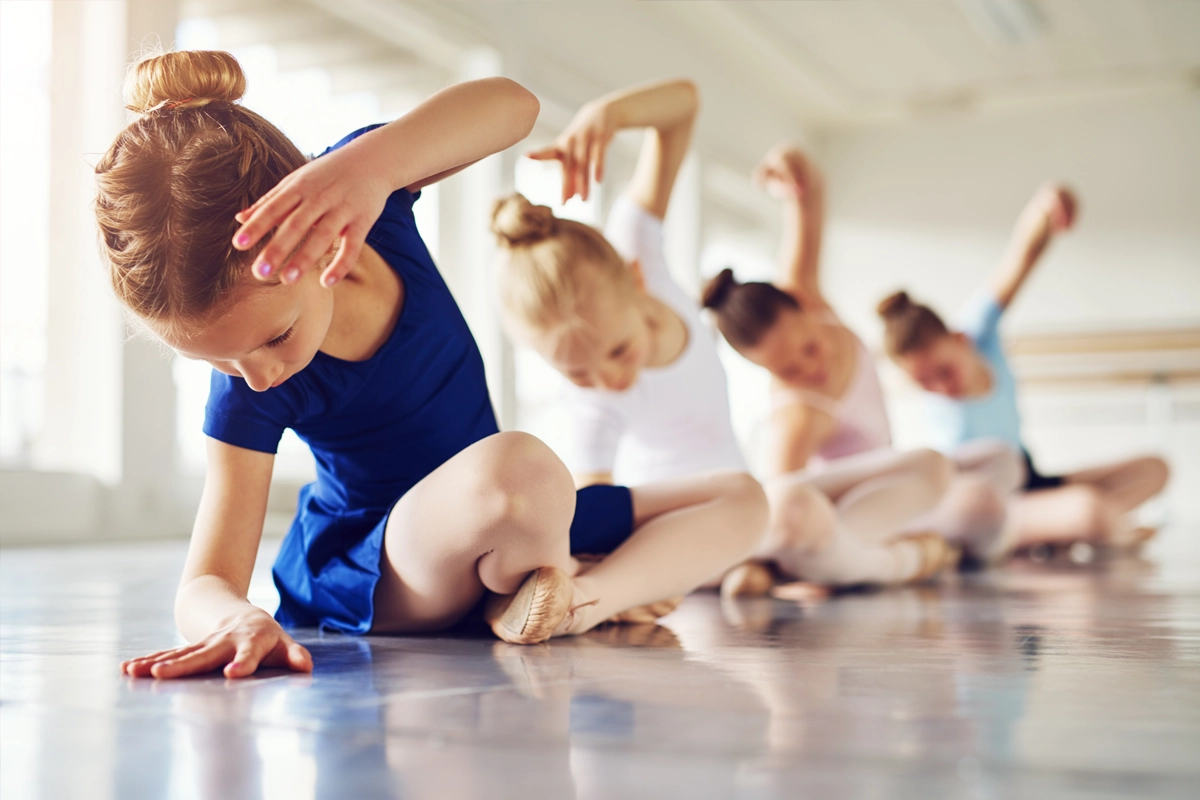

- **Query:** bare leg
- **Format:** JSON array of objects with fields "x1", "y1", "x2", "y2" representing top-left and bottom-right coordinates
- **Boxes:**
[
  {"x1": 566, "y1": 472, "x2": 767, "y2": 633},
  {"x1": 1064, "y1": 455, "x2": 1169, "y2": 514},
  {"x1": 372, "y1": 432, "x2": 577, "y2": 633},
  {"x1": 1009, "y1": 455, "x2": 1169, "y2": 549}
]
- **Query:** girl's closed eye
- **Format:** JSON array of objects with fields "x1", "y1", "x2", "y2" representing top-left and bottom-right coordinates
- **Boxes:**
[{"x1": 265, "y1": 327, "x2": 294, "y2": 348}]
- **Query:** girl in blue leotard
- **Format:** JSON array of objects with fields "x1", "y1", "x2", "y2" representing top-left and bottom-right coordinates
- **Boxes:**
[
  {"x1": 877, "y1": 184, "x2": 1169, "y2": 552},
  {"x1": 100, "y1": 50, "x2": 765, "y2": 680}
]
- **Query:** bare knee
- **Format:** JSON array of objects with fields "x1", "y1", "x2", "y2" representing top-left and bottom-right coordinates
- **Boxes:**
[
  {"x1": 719, "y1": 472, "x2": 770, "y2": 549},
  {"x1": 466, "y1": 432, "x2": 576, "y2": 541},
  {"x1": 765, "y1": 480, "x2": 837, "y2": 555}
]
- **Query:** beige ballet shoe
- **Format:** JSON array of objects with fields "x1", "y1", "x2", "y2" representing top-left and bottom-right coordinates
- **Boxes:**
[
  {"x1": 484, "y1": 567, "x2": 573, "y2": 645},
  {"x1": 892, "y1": 531, "x2": 960, "y2": 582},
  {"x1": 720, "y1": 560, "x2": 778, "y2": 599}
]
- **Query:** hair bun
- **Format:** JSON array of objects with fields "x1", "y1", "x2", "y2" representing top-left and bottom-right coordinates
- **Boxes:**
[
  {"x1": 490, "y1": 193, "x2": 556, "y2": 247},
  {"x1": 876, "y1": 290, "x2": 913, "y2": 319},
  {"x1": 701, "y1": 268, "x2": 739, "y2": 310},
  {"x1": 125, "y1": 50, "x2": 246, "y2": 115}
]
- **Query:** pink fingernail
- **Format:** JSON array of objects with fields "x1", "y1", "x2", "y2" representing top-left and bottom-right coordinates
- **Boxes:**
[
  {"x1": 322, "y1": 274, "x2": 338, "y2": 287},
  {"x1": 258, "y1": 262, "x2": 272, "y2": 277},
  {"x1": 236, "y1": 234, "x2": 250, "y2": 247},
  {"x1": 285, "y1": 267, "x2": 300, "y2": 283}
]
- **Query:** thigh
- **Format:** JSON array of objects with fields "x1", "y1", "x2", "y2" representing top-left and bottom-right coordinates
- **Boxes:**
[
  {"x1": 1064, "y1": 455, "x2": 1169, "y2": 512},
  {"x1": 372, "y1": 432, "x2": 575, "y2": 633}
]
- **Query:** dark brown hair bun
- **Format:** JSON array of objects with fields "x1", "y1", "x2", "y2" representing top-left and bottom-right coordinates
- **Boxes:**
[
  {"x1": 701, "y1": 268, "x2": 739, "y2": 309},
  {"x1": 876, "y1": 290, "x2": 913, "y2": 319}
]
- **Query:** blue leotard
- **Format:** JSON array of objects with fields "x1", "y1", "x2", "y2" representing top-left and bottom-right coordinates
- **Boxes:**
[{"x1": 203, "y1": 125, "x2": 632, "y2": 633}]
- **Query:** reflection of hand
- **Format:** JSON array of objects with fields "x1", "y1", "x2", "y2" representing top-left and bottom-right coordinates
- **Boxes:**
[
  {"x1": 526, "y1": 100, "x2": 617, "y2": 204},
  {"x1": 232, "y1": 139, "x2": 392, "y2": 287},
  {"x1": 753, "y1": 142, "x2": 820, "y2": 201},
  {"x1": 121, "y1": 609, "x2": 312, "y2": 680}
]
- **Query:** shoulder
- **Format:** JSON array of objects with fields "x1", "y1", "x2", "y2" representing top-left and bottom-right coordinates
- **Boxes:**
[
  {"x1": 955, "y1": 292, "x2": 1004, "y2": 345},
  {"x1": 604, "y1": 194, "x2": 663, "y2": 255}
]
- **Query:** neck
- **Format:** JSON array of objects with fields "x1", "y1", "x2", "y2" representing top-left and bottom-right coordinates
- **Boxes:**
[
  {"x1": 321, "y1": 245, "x2": 403, "y2": 361},
  {"x1": 643, "y1": 295, "x2": 688, "y2": 368}
]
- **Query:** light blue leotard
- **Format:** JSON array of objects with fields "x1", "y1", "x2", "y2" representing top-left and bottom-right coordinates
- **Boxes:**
[{"x1": 922, "y1": 294, "x2": 1024, "y2": 454}]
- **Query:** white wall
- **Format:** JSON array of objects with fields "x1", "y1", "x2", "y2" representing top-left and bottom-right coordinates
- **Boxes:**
[
  {"x1": 820, "y1": 94, "x2": 1200, "y2": 340},
  {"x1": 818, "y1": 94, "x2": 1200, "y2": 524}
]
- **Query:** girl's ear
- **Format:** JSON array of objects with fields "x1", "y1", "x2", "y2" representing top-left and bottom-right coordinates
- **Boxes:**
[{"x1": 627, "y1": 258, "x2": 646, "y2": 293}]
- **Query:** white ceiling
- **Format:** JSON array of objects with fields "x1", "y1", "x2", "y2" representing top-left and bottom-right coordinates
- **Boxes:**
[{"x1": 183, "y1": 0, "x2": 1200, "y2": 223}]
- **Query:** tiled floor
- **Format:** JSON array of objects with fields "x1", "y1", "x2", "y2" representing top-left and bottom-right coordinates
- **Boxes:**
[{"x1": 2, "y1": 530, "x2": 1199, "y2": 799}]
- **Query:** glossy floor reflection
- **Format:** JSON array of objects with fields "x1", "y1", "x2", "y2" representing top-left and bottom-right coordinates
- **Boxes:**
[{"x1": 2, "y1": 532, "x2": 1199, "y2": 800}]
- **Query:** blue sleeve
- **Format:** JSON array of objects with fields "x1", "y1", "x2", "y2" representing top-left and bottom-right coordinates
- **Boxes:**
[
  {"x1": 203, "y1": 370, "x2": 300, "y2": 454},
  {"x1": 321, "y1": 124, "x2": 420, "y2": 232},
  {"x1": 956, "y1": 293, "x2": 1004, "y2": 351}
]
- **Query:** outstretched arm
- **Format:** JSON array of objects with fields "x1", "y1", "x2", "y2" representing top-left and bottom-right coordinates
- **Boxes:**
[
  {"x1": 991, "y1": 184, "x2": 1077, "y2": 310},
  {"x1": 234, "y1": 77, "x2": 540, "y2": 286},
  {"x1": 121, "y1": 440, "x2": 312, "y2": 680},
  {"x1": 755, "y1": 143, "x2": 827, "y2": 307},
  {"x1": 528, "y1": 78, "x2": 699, "y2": 220}
]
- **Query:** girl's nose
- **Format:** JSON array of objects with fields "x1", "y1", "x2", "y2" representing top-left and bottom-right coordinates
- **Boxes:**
[{"x1": 239, "y1": 361, "x2": 281, "y2": 392}]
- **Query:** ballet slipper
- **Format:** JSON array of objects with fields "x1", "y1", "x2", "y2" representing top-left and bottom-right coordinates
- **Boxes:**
[
  {"x1": 484, "y1": 567, "x2": 573, "y2": 645},
  {"x1": 720, "y1": 561, "x2": 778, "y2": 599},
  {"x1": 891, "y1": 532, "x2": 960, "y2": 582}
]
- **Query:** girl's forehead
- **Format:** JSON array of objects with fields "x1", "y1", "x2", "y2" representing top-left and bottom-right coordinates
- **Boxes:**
[{"x1": 161, "y1": 282, "x2": 296, "y2": 359}]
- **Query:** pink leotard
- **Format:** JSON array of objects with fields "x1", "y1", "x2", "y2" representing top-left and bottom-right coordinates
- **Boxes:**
[{"x1": 771, "y1": 323, "x2": 891, "y2": 469}]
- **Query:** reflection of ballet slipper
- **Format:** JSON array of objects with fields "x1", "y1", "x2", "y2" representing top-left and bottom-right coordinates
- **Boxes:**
[
  {"x1": 484, "y1": 567, "x2": 573, "y2": 645},
  {"x1": 606, "y1": 596, "x2": 684, "y2": 625},
  {"x1": 892, "y1": 532, "x2": 959, "y2": 581},
  {"x1": 585, "y1": 624, "x2": 682, "y2": 649},
  {"x1": 720, "y1": 561, "x2": 777, "y2": 599},
  {"x1": 770, "y1": 581, "x2": 831, "y2": 603}
]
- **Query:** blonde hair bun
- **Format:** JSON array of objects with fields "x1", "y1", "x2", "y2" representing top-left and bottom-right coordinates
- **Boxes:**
[
  {"x1": 491, "y1": 193, "x2": 557, "y2": 247},
  {"x1": 125, "y1": 50, "x2": 247, "y2": 115}
]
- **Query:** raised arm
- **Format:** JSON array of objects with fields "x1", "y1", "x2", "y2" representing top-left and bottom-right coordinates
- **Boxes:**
[
  {"x1": 991, "y1": 183, "x2": 1077, "y2": 310},
  {"x1": 121, "y1": 439, "x2": 311, "y2": 680},
  {"x1": 528, "y1": 78, "x2": 699, "y2": 220},
  {"x1": 754, "y1": 143, "x2": 827, "y2": 306},
  {"x1": 235, "y1": 77, "x2": 540, "y2": 286}
]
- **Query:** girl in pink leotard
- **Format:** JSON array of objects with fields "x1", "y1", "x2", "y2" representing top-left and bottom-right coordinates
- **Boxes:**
[{"x1": 703, "y1": 144, "x2": 1024, "y2": 593}]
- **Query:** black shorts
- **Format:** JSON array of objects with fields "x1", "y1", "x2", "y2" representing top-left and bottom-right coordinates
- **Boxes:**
[
  {"x1": 1021, "y1": 449, "x2": 1065, "y2": 492},
  {"x1": 570, "y1": 484, "x2": 635, "y2": 553}
]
